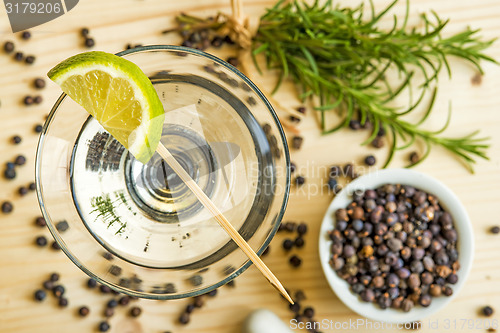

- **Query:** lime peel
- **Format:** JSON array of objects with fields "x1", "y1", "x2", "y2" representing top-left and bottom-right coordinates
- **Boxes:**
[{"x1": 48, "y1": 51, "x2": 165, "y2": 164}]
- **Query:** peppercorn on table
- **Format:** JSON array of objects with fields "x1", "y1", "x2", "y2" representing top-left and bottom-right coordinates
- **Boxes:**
[{"x1": 1, "y1": 0, "x2": 499, "y2": 332}]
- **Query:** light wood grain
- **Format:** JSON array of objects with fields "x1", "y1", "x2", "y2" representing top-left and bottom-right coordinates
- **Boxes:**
[{"x1": 1, "y1": 0, "x2": 500, "y2": 332}]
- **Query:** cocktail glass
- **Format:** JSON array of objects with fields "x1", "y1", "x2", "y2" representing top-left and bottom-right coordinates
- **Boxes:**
[{"x1": 35, "y1": 45, "x2": 289, "y2": 299}]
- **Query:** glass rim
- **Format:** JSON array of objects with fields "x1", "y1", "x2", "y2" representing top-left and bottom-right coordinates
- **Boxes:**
[{"x1": 35, "y1": 44, "x2": 290, "y2": 299}]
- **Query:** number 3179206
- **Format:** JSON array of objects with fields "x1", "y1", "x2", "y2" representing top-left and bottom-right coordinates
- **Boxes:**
[{"x1": 5, "y1": 2, "x2": 62, "y2": 14}]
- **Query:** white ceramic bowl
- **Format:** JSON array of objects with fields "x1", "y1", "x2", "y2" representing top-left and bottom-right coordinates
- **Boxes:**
[{"x1": 318, "y1": 168, "x2": 474, "y2": 323}]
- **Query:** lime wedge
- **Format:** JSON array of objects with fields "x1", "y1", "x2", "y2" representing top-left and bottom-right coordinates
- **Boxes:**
[{"x1": 47, "y1": 51, "x2": 165, "y2": 164}]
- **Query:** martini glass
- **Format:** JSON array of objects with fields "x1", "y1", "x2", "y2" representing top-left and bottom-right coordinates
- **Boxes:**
[{"x1": 35, "y1": 45, "x2": 290, "y2": 299}]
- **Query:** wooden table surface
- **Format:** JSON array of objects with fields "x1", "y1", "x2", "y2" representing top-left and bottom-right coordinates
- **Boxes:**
[{"x1": 1, "y1": 0, "x2": 499, "y2": 332}]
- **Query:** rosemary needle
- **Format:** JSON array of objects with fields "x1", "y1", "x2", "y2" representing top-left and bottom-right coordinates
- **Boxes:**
[{"x1": 252, "y1": 0, "x2": 497, "y2": 172}]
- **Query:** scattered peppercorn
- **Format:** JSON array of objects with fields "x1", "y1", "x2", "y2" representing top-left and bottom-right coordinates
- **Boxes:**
[
  {"x1": 193, "y1": 296, "x2": 204, "y2": 308},
  {"x1": 327, "y1": 177, "x2": 338, "y2": 191},
  {"x1": 52, "y1": 285, "x2": 65, "y2": 297},
  {"x1": 15, "y1": 155, "x2": 26, "y2": 165},
  {"x1": 409, "y1": 151, "x2": 420, "y2": 164},
  {"x1": 294, "y1": 290, "x2": 306, "y2": 302},
  {"x1": 294, "y1": 237, "x2": 305, "y2": 248},
  {"x1": 35, "y1": 216, "x2": 46, "y2": 227},
  {"x1": 23, "y1": 95, "x2": 34, "y2": 105},
  {"x1": 21, "y1": 31, "x2": 31, "y2": 40},
  {"x1": 51, "y1": 241, "x2": 61, "y2": 250},
  {"x1": 226, "y1": 56, "x2": 238, "y2": 67},
  {"x1": 100, "y1": 285, "x2": 112, "y2": 294},
  {"x1": 35, "y1": 236, "x2": 48, "y2": 247},
  {"x1": 4, "y1": 168, "x2": 16, "y2": 180},
  {"x1": 107, "y1": 299, "x2": 118, "y2": 308},
  {"x1": 349, "y1": 119, "x2": 361, "y2": 130},
  {"x1": 104, "y1": 307, "x2": 114, "y2": 317},
  {"x1": 295, "y1": 176, "x2": 305, "y2": 186},
  {"x1": 43, "y1": 280, "x2": 54, "y2": 290},
  {"x1": 87, "y1": 278, "x2": 97, "y2": 289},
  {"x1": 482, "y1": 306, "x2": 494, "y2": 317},
  {"x1": 371, "y1": 136, "x2": 384, "y2": 148},
  {"x1": 50, "y1": 273, "x2": 60, "y2": 282},
  {"x1": 25, "y1": 55, "x2": 35, "y2": 64},
  {"x1": 18, "y1": 186, "x2": 28, "y2": 196},
  {"x1": 283, "y1": 221, "x2": 297, "y2": 232},
  {"x1": 130, "y1": 306, "x2": 142, "y2": 317},
  {"x1": 34, "y1": 124, "x2": 43, "y2": 133},
  {"x1": 118, "y1": 295, "x2": 130, "y2": 306},
  {"x1": 78, "y1": 306, "x2": 90, "y2": 317},
  {"x1": 179, "y1": 312, "x2": 190, "y2": 324},
  {"x1": 490, "y1": 226, "x2": 500, "y2": 234},
  {"x1": 289, "y1": 302, "x2": 301, "y2": 313},
  {"x1": 28, "y1": 182, "x2": 36, "y2": 191},
  {"x1": 58, "y1": 297, "x2": 69, "y2": 307},
  {"x1": 81, "y1": 28, "x2": 89, "y2": 37},
  {"x1": 291, "y1": 136, "x2": 303, "y2": 149},
  {"x1": 34, "y1": 289, "x2": 46, "y2": 301},
  {"x1": 184, "y1": 304, "x2": 195, "y2": 314},
  {"x1": 303, "y1": 307, "x2": 315, "y2": 318},
  {"x1": 11, "y1": 135, "x2": 22, "y2": 144},
  {"x1": 289, "y1": 255, "x2": 302, "y2": 268},
  {"x1": 364, "y1": 155, "x2": 376, "y2": 166},
  {"x1": 14, "y1": 51, "x2": 23, "y2": 61},
  {"x1": 34, "y1": 78, "x2": 46, "y2": 89},
  {"x1": 98, "y1": 321, "x2": 110, "y2": 332},
  {"x1": 84, "y1": 38, "x2": 95, "y2": 48},
  {"x1": 290, "y1": 162, "x2": 296, "y2": 173},
  {"x1": 33, "y1": 95, "x2": 43, "y2": 104},
  {"x1": 297, "y1": 223, "x2": 308, "y2": 235},
  {"x1": 3, "y1": 41, "x2": 15, "y2": 53},
  {"x1": 282, "y1": 239, "x2": 294, "y2": 251}
]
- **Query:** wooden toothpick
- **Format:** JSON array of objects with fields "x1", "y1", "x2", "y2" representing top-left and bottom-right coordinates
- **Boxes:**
[{"x1": 156, "y1": 143, "x2": 293, "y2": 304}]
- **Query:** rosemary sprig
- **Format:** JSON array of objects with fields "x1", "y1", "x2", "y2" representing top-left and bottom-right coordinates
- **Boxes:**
[{"x1": 252, "y1": 0, "x2": 497, "y2": 171}]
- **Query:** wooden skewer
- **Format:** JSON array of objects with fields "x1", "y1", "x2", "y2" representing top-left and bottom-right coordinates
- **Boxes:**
[{"x1": 156, "y1": 143, "x2": 294, "y2": 304}]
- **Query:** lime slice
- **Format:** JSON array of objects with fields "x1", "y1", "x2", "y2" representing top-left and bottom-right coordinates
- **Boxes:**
[{"x1": 47, "y1": 51, "x2": 165, "y2": 164}]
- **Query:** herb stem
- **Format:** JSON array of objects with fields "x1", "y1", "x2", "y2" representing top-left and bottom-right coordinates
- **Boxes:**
[{"x1": 252, "y1": 0, "x2": 497, "y2": 171}]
